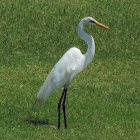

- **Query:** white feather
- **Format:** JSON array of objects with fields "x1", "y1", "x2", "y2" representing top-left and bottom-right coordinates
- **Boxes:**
[{"x1": 36, "y1": 17, "x2": 96, "y2": 104}]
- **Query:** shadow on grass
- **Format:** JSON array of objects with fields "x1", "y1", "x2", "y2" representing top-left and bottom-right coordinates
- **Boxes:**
[
  {"x1": 25, "y1": 118, "x2": 50, "y2": 126},
  {"x1": 25, "y1": 118, "x2": 57, "y2": 129}
]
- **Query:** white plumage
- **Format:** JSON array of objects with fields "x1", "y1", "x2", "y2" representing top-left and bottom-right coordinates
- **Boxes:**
[
  {"x1": 37, "y1": 47, "x2": 86, "y2": 103},
  {"x1": 34, "y1": 17, "x2": 110, "y2": 129}
]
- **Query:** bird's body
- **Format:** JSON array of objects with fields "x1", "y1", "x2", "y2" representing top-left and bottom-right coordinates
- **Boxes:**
[
  {"x1": 36, "y1": 17, "x2": 96, "y2": 104},
  {"x1": 35, "y1": 17, "x2": 110, "y2": 129},
  {"x1": 37, "y1": 47, "x2": 85, "y2": 103}
]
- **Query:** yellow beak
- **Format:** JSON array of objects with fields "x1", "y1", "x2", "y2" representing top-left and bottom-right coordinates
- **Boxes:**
[{"x1": 94, "y1": 20, "x2": 111, "y2": 30}]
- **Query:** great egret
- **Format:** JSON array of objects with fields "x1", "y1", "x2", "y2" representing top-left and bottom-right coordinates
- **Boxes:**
[{"x1": 34, "y1": 17, "x2": 111, "y2": 129}]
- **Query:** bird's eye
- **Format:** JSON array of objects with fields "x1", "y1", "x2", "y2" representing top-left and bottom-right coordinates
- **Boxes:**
[{"x1": 90, "y1": 20, "x2": 95, "y2": 23}]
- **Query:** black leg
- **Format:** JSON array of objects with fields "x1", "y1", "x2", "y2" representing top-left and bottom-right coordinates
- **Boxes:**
[
  {"x1": 63, "y1": 89, "x2": 67, "y2": 129},
  {"x1": 58, "y1": 89, "x2": 65, "y2": 130}
]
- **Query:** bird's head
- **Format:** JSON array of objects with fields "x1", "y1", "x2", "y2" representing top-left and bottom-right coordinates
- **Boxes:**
[{"x1": 81, "y1": 17, "x2": 111, "y2": 30}]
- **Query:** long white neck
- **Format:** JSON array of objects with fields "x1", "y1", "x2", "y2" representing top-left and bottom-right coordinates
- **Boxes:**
[{"x1": 78, "y1": 21, "x2": 95, "y2": 68}]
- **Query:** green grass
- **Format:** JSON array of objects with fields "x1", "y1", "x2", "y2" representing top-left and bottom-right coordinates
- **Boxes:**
[{"x1": 0, "y1": 0, "x2": 139, "y2": 139}]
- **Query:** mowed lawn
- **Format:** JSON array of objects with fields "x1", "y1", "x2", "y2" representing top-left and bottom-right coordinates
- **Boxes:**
[{"x1": 0, "y1": 0, "x2": 139, "y2": 139}]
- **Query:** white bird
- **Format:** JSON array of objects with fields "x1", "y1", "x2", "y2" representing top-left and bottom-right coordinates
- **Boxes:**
[{"x1": 34, "y1": 17, "x2": 111, "y2": 129}]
